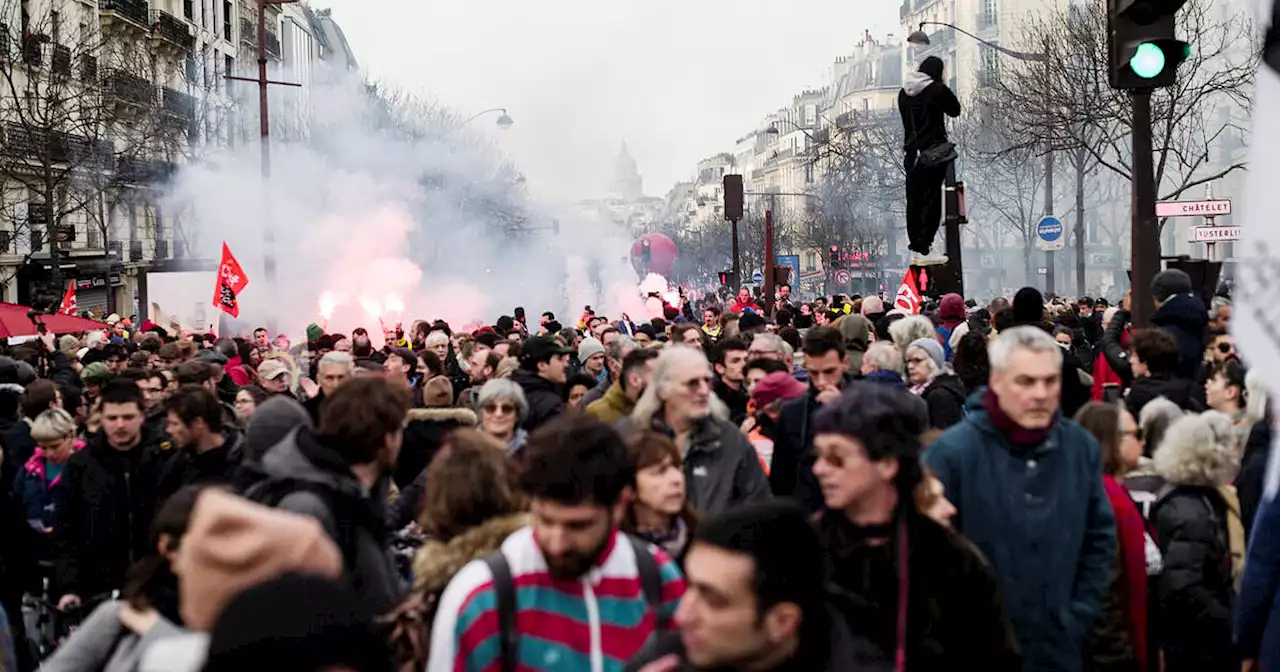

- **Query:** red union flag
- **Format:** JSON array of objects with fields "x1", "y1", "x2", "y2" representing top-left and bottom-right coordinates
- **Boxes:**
[
  {"x1": 212, "y1": 243, "x2": 248, "y2": 318},
  {"x1": 58, "y1": 280, "x2": 76, "y2": 315},
  {"x1": 894, "y1": 268, "x2": 926, "y2": 314}
]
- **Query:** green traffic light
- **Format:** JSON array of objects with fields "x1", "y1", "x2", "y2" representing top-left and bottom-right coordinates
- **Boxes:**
[{"x1": 1130, "y1": 42, "x2": 1166, "y2": 78}]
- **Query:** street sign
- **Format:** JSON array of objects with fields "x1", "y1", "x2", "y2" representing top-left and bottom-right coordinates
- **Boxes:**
[
  {"x1": 776, "y1": 255, "x2": 800, "y2": 285},
  {"x1": 1192, "y1": 226, "x2": 1241, "y2": 243},
  {"x1": 751, "y1": 270, "x2": 764, "y2": 285},
  {"x1": 834, "y1": 270, "x2": 852, "y2": 285},
  {"x1": 1037, "y1": 267, "x2": 1048, "y2": 275},
  {"x1": 1036, "y1": 216, "x2": 1065, "y2": 250},
  {"x1": 1156, "y1": 199, "x2": 1232, "y2": 218}
]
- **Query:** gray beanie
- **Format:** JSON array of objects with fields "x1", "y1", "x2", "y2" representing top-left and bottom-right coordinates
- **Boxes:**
[
  {"x1": 578, "y1": 337, "x2": 604, "y2": 362},
  {"x1": 1151, "y1": 269, "x2": 1194, "y2": 303},
  {"x1": 909, "y1": 337, "x2": 946, "y2": 370}
]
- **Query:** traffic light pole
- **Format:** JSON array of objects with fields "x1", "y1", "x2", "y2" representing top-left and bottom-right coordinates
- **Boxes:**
[
  {"x1": 764, "y1": 208, "x2": 775, "y2": 315},
  {"x1": 1044, "y1": 150, "x2": 1055, "y2": 296},
  {"x1": 1130, "y1": 89, "x2": 1159, "y2": 327},
  {"x1": 730, "y1": 218, "x2": 742, "y2": 294}
]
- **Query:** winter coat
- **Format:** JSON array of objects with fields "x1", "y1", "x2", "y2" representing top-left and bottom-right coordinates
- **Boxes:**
[
  {"x1": 395, "y1": 407, "x2": 477, "y2": 489},
  {"x1": 40, "y1": 600, "x2": 184, "y2": 672},
  {"x1": 1060, "y1": 347, "x2": 1093, "y2": 419},
  {"x1": 52, "y1": 430, "x2": 168, "y2": 600},
  {"x1": 585, "y1": 380, "x2": 635, "y2": 425},
  {"x1": 510, "y1": 368, "x2": 564, "y2": 433},
  {"x1": 898, "y1": 70, "x2": 961, "y2": 164},
  {"x1": 154, "y1": 429, "x2": 244, "y2": 504},
  {"x1": 411, "y1": 513, "x2": 530, "y2": 594},
  {"x1": 12, "y1": 442, "x2": 84, "y2": 529},
  {"x1": 224, "y1": 356, "x2": 251, "y2": 386},
  {"x1": 247, "y1": 426, "x2": 405, "y2": 615},
  {"x1": 1125, "y1": 375, "x2": 1204, "y2": 417},
  {"x1": 620, "y1": 413, "x2": 772, "y2": 517},
  {"x1": 1151, "y1": 294, "x2": 1209, "y2": 382},
  {"x1": 1091, "y1": 345, "x2": 1127, "y2": 402},
  {"x1": 1151, "y1": 485, "x2": 1239, "y2": 671},
  {"x1": 1237, "y1": 418, "x2": 1271, "y2": 538},
  {"x1": 1236, "y1": 490, "x2": 1280, "y2": 671},
  {"x1": 1085, "y1": 476, "x2": 1148, "y2": 672},
  {"x1": 1101, "y1": 309, "x2": 1135, "y2": 386},
  {"x1": 836, "y1": 314, "x2": 873, "y2": 374},
  {"x1": 920, "y1": 373, "x2": 966, "y2": 430},
  {"x1": 578, "y1": 375, "x2": 611, "y2": 410},
  {"x1": 0, "y1": 419, "x2": 36, "y2": 495},
  {"x1": 713, "y1": 377, "x2": 749, "y2": 424},
  {"x1": 818, "y1": 508, "x2": 1022, "y2": 671},
  {"x1": 924, "y1": 391, "x2": 1116, "y2": 672}
]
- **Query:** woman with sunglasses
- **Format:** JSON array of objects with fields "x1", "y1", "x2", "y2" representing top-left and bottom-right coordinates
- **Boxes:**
[
  {"x1": 1073, "y1": 402, "x2": 1151, "y2": 671},
  {"x1": 475, "y1": 379, "x2": 529, "y2": 456}
]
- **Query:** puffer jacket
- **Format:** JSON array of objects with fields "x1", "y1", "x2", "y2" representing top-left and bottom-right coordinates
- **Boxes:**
[
  {"x1": 921, "y1": 373, "x2": 966, "y2": 430},
  {"x1": 12, "y1": 441, "x2": 85, "y2": 530},
  {"x1": 510, "y1": 368, "x2": 564, "y2": 432}
]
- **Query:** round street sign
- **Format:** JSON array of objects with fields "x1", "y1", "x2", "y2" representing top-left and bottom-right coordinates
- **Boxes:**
[
  {"x1": 834, "y1": 270, "x2": 852, "y2": 285},
  {"x1": 1036, "y1": 216, "x2": 1063, "y2": 243},
  {"x1": 751, "y1": 270, "x2": 764, "y2": 285}
]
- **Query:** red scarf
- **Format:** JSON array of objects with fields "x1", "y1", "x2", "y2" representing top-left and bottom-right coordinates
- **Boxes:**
[
  {"x1": 1103, "y1": 475, "x2": 1149, "y2": 670},
  {"x1": 1090, "y1": 329, "x2": 1129, "y2": 401},
  {"x1": 981, "y1": 388, "x2": 1053, "y2": 447}
]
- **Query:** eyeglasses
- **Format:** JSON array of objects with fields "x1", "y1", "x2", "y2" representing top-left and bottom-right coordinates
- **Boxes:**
[{"x1": 483, "y1": 403, "x2": 517, "y2": 415}]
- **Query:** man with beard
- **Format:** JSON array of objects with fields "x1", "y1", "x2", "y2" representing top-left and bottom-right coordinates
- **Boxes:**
[
  {"x1": 156, "y1": 386, "x2": 242, "y2": 502},
  {"x1": 428, "y1": 413, "x2": 686, "y2": 672},
  {"x1": 586, "y1": 347, "x2": 657, "y2": 424}
]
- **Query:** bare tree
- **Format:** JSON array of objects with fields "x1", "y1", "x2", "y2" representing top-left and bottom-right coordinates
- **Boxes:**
[{"x1": 993, "y1": 0, "x2": 1255, "y2": 248}]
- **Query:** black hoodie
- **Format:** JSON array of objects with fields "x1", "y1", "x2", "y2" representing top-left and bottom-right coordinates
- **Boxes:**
[
  {"x1": 898, "y1": 60, "x2": 961, "y2": 163},
  {"x1": 511, "y1": 368, "x2": 565, "y2": 432},
  {"x1": 1151, "y1": 293, "x2": 1208, "y2": 381}
]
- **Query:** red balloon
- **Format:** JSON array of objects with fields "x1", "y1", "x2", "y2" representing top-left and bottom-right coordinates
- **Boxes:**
[{"x1": 630, "y1": 233, "x2": 678, "y2": 277}]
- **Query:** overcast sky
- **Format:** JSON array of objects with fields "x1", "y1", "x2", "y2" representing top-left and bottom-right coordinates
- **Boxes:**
[{"x1": 316, "y1": 1, "x2": 899, "y2": 204}]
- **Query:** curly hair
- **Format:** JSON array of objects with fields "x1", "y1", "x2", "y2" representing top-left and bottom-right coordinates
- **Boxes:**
[
  {"x1": 1153, "y1": 410, "x2": 1238, "y2": 487},
  {"x1": 420, "y1": 429, "x2": 526, "y2": 540}
]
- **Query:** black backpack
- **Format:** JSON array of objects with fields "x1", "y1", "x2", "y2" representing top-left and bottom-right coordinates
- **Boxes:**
[
  {"x1": 482, "y1": 535, "x2": 663, "y2": 672},
  {"x1": 244, "y1": 477, "x2": 363, "y2": 573}
]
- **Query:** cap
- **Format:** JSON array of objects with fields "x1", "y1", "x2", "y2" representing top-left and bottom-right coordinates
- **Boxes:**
[
  {"x1": 80, "y1": 361, "x2": 112, "y2": 385},
  {"x1": 257, "y1": 360, "x2": 290, "y2": 381},
  {"x1": 751, "y1": 372, "x2": 807, "y2": 409},
  {"x1": 105, "y1": 313, "x2": 121, "y2": 326},
  {"x1": 520, "y1": 336, "x2": 573, "y2": 368}
]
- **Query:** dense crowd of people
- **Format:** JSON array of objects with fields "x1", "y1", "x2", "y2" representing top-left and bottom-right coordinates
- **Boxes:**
[{"x1": 0, "y1": 266, "x2": 1275, "y2": 672}]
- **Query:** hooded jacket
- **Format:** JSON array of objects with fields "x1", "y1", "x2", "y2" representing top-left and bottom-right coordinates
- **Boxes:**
[
  {"x1": 921, "y1": 373, "x2": 967, "y2": 430},
  {"x1": 13, "y1": 440, "x2": 85, "y2": 529},
  {"x1": 924, "y1": 391, "x2": 1116, "y2": 672},
  {"x1": 247, "y1": 427, "x2": 404, "y2": 615},
  {"x1": 1125, "y1": 374, "x2": 1205, "y2": 417},
  {"x1": 898, "y1": 68, "x2": 961, "y2": 162},
  {"x1": 585, "y1": 380, "x2": 635, "y2": 425},
  {"x1": 395, "y1": 407, "x2": 477, "y2": 489},
  {"x1": 510, "y1": 368, "x2": 565, "y2": 432}
]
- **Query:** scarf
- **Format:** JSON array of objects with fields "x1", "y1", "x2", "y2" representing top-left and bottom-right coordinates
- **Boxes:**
[
  {"x1": 1104, "y1": 475, "x2": 1149, "y2": 671},
  {"x1": 981, "y1": 388, "x2": 1055, "y2": 447}
]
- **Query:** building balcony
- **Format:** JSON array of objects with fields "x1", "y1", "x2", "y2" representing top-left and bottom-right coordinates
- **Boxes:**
[
  {"x1": 104, "y1": 69, "x2": 155, "y2": 109},
  {"x1": 240, "y1": 18, "x2": 256, "y2": 46},
  {"x1": 978, "y1": 11, "x2": 998, "y2": 28},
  {"x1": 3, "y1": 124, "x2": 101, "y2": 165},
  {"x1": 51, "y1": 45, "x2": 71, "y2": 76},
  {"x1": 115, "y1": 157, "x2": 177, "y2": 185},
  {"x1": 264, "y1": 29, "x2": 281, "y2": 59},
  {"x1": 81, "y1": 55, "x2": 98, "y2": 82},
  {"x1": 108, "y1": 240, "x2": 123, "y2": 257},
  {"x1": 154, "y1": 239, "x2": 168, "y2": 260},
  {"x1": 151, "y1": 10, "x2": 195, "y2": 51},
  {"x1": 129, "y1": 240, "x2": 143, "y2": 262},
  {"x1": 100, "y1": 0, "x2": 151, "y2": 32},
  {"x1": 162, "y1": 87, "x2": 196, "y2": 120}
]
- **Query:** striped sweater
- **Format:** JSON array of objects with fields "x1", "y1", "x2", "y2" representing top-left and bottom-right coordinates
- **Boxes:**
[{"x1": 427, "y1": 526, "x2": 686, "y2": 672}]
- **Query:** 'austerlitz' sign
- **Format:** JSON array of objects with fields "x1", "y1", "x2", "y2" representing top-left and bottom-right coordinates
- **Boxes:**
[{"x1": 1155, "y1": 199, "x2": 1233, "y2": 218}]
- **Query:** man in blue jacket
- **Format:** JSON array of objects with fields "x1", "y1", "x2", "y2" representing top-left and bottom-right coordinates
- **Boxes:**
[{"x1": 925, "y1": 325, "x2": 1115, "y2": 671}]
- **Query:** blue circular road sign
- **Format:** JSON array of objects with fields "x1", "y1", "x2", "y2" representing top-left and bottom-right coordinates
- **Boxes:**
[
  {"x1": 751, "y1": 271, "x2": 764, "y2": 285},
  {"x1": 1037, "y1": 216, "x2": 1063, "y2": 243}
]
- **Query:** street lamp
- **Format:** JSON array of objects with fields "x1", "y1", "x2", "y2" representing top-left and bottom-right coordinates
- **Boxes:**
[
  {"x1": 907, "y1": 22, "x2": 1057, "y2": 295},
  {"x1": 463, "y1": 108, "x2": 515, "y2": 129}
]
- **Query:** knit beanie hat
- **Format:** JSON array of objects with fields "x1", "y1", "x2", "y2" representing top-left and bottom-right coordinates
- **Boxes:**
[
  {"x1": 58, "y1": 335, "x2": 79, "y2": 356},
  {"x1": 909, "y1": 338, "x2": 946, "y2": 370},
  {"x1": 306, "y1": 323, "x2": 324, "y2": 343},
  {"x1": 173, "y1": 489, "x2": 342, "y2": 630},
  {"x1": 1012, "y1": 287, "x2": 1046, "y2": 326},
  {"x1": 203, "y1": 573, "x2": 389, "y2": 672},
  {"x1": 80, "y1": 361, "x2": 112, "y2": 385},
  {"x1": 1151, "y1": 269, "x2": 1194, "y2": 303},
  {"x1": 578, "y1": 337, "x2": 605, "y2": 362}
]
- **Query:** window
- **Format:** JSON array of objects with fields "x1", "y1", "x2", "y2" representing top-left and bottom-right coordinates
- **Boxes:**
[
  {"x1": 979, "y1": 0, "x2": 998, "y2": 27},
  {"x1": 223, "y1": 1, "x2": 233, "y2": 41},
  {"x1": 806, "y1": 251, "x2": 817, "y2": 269},
  {"x1": 224, "y1": 54, "x2": 233, "y2": 94},
  {"x1": 184, "y1": 0, "x2": 194, "y2": 21},
  {"x1": 979, "y1": 44, "x2": 1000, "y2": 85}
]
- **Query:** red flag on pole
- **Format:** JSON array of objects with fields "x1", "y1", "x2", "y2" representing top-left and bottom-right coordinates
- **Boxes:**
[
  {"x1": 57, "y1": 280, "x2": 76, "y2": 315},
  {"x1": 894, "y1": 268, "x2": 926, "y2": 314},
  {"x1": 212, "y1": 243, "x2": 249, "y2": 318}
]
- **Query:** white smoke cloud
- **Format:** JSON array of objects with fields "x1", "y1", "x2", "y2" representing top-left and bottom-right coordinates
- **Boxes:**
[{"x1": 161, "y1": 72, "x2": 647, "y2": 339}]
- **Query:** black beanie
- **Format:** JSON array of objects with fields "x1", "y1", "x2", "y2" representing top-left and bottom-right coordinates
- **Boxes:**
[
  {"x1": 1151, "y1": 269, "x2": 1194, "y2": 303},
  {"x1": 202, "y1": 573, "x2": 390, "y2": 672},
  {"x1": 1012, "y1": 287, "x2": 1046, "y2": 326},
  {"x1": 919, "y1": 56, "x2": 945, "y2": 81}
]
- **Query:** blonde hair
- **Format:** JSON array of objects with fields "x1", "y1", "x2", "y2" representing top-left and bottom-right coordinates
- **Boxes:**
[{"x1": 29, "y1": 407, "x2": 75, "y2": 441}]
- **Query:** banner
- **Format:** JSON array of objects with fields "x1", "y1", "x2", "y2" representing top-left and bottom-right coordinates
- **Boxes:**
[
  {"x1": 894, "y1": 267, "x2": 927, "y2": 314},
  {"x1": 212, "y1": 243, "x2": 249, "y2": 318},
  {"x1": 57, "y1": 280, "x2": 76, "y2": 315}
]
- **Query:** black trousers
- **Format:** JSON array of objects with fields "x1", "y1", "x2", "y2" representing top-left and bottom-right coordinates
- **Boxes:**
[{"x1": 905, "y1": 159, "x2": 948, "y2": 255}]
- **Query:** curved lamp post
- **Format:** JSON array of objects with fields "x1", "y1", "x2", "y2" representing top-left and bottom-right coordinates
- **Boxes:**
[{"x1": 463, "y1": 108, "x2": 515, "y2": 129}]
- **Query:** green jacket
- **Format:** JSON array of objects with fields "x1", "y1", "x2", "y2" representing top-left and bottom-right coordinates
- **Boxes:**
[{"x1": 585, "y1": 381, "x2": 633, "y2": 425}]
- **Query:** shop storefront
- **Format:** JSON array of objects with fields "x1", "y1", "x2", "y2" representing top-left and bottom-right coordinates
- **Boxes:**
[{"x1": 18, "y1": 256, "x2": 125, "y2": 317}]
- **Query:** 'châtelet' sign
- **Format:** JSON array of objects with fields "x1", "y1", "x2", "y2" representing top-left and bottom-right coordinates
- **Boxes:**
[{"x1": 1155, "y1": 199, "x2": 1233, "y2": 218}]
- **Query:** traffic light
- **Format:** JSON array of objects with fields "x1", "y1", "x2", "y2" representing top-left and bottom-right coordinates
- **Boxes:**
[
  {"x1": 1108, "y1": 0, "x2": 1189, "y2": 89},
  {"x1": 718, "y1": 270, "x2": 735, "y2": 286},
  {"x1": 723, "y1": 174, "x2": 744, "y2": 221},
  {"x1": 828, "y1": 245, "x2": 840, "y2": 269}
]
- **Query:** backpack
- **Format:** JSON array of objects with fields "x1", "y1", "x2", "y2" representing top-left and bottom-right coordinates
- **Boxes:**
[
  {"x1": 244, "y1": 477, "x2": 362, "y2": 573},
  {"x1": 483, "y1": 535, "x2": 663, "y2": 672}
]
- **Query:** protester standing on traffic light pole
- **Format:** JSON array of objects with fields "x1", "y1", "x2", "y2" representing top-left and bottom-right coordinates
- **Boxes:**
[{"x1": 899, "y1": 55, "x2": 961, "y2": 267}]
